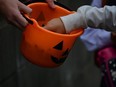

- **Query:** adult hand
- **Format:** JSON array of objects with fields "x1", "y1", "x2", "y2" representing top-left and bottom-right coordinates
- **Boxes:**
[
  {"x1": 27, "y1": 0, "x2": 56, "y2": 8},
  {"x1": 44, "y1": 18, "x2": 66, "y2": 34},
  {"x1": 0, "y1": 0, "x2": 32, "y2": 30},
  {"x1": 46, "y1": 0, "x2": 56, "y2": 8}
]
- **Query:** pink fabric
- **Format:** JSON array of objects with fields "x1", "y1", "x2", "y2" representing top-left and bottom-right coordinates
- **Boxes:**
[
  {"x1": 96, "y1": 45, "x2": 116, "y2": 67},
  {"x1": 95, "y1": 45, "x2": 116, "y2": 87}
]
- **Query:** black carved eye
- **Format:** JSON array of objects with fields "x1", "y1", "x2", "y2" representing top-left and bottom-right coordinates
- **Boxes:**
[
  {"x1": 36, "y1": 11, "x2": 46, "y2": 27},
  {"x1": 37, "y1": 11, "x2": 45, "y2": 22},
  {"x1": 53, "y1": 41, "x2": 63, "y2": 50}
]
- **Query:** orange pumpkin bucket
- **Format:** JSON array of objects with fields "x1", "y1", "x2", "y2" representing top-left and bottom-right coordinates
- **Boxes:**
[{"x1": 20, "y1": 2, "x2": 84, "y2": 68}]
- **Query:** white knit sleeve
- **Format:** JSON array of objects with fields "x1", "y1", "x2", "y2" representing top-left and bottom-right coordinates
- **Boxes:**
[{"x1": 60, "y1": 5, "x2": 116, "y2": 33}]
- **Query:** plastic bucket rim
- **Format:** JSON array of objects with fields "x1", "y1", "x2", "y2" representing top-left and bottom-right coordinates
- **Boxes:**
[
  {"x1": 25, "y1": 18, "x2": 84, "y2": 37},
  {"x1": 25, "y1": 2, "x2": 84, "y2": 37}
]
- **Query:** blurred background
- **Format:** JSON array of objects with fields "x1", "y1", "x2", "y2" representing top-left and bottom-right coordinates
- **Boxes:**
[{"x1": 0, "y1": 0, "x2": 102, "y2": 87}]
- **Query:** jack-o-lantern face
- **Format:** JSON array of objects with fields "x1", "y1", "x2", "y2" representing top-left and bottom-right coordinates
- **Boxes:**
[
  {"x1": 21, "y1": 3, "x2": 83, "y2": 68},
  {"x1": 27, "y1": 40, "x2": 70, "y2": 67},
  {"x1": 51, "y1": 41, "x2": 70, "y2": 64}
]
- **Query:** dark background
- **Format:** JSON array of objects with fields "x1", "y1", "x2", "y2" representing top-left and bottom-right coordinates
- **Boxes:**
[{"x1": 0, "y1": 0, "x2": 102, "y2": 87}]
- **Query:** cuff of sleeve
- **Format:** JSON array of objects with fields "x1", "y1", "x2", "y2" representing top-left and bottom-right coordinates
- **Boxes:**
[{"x1": 60, "y1": 12, "x2": 85, "y2": 33}]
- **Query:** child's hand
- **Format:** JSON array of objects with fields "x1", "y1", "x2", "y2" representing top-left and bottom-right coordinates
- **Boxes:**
[
  {"x1": 44, "y1": 18, "x2": 66, "y2": 34},
  {"x1": 0, "y1": 0, "x2": 32, "y2": 30}
]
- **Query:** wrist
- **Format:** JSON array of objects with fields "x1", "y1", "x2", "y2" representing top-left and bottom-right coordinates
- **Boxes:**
[{"x1": 60, "y1": 12, "x2": 85, "y2": 33}]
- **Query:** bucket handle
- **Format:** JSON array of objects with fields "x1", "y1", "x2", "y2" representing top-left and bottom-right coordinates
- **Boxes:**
[{"x1": 22, "y1": 13, "x2": 33, "y2": 24}]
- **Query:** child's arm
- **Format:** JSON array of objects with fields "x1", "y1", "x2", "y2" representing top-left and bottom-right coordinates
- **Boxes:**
[
  {"x1": 45, "y1": 5, "x2": 116, "y2": 34},
  {"x1": 61, "y1": 5, "x2": 116, "y2": 33},
  {"x1": 80, "y1": 0, "x2": 112, "y2": 51}
]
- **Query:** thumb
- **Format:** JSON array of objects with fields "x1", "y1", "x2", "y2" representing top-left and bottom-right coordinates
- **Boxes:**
[
  {"x1": 46, "y1": 0, "x2": 55, "y2": 9},
  {"x1": 18, "y1": 1, "x2": 32, "y2": 14}
]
